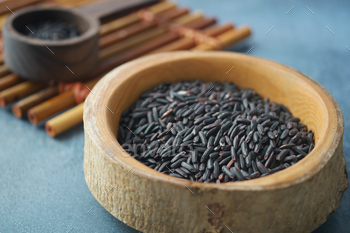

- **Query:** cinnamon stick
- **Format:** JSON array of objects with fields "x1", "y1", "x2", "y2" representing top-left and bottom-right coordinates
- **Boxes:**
[
  {"x1": 0, "y1": 81, "x2": 45, "y2": 107},
  {"x1": 27, "y1": 91, "x2": 75, "y2": 125},
  {"x1": 0, "y1": 74, "x2": 23, "y2": 91},
  {"x1": 12, "y1": 86, "x2": 59, "y2": 118},
  {"x1": 45, "y1": 102, "x2": 84, "y2": 137}
]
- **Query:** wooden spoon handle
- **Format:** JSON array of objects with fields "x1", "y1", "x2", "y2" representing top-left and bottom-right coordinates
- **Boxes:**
[{"x1": 77, "y1": 0, "x2": 160, "y2": 22}]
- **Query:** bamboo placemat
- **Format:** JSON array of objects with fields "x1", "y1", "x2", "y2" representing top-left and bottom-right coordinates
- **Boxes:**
[{"x1": 0, "y1": 0, "x2": 251, "y2": 137}]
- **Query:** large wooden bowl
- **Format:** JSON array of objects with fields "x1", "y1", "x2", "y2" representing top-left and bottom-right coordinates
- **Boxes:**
[{"x1": 84, "y1": 51, "x2": 347, "y2": 233}]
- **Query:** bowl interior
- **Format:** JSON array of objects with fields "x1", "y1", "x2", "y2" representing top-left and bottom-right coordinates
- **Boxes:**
[
  {"x1": 89, "y1": 51, "x2": 338, "y2": 189},
  {"x1": 13, "y1": 9, "x2": 89, "y2": 38},
  {"x1": 12, "y1": 9, "x2": 89, "y2": 35},
  {"x1": 6, "y1": 6, "x2": 98, "y2": 47}
]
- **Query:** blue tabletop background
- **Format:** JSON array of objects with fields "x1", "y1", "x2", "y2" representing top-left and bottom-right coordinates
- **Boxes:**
[{"x1": 1, "y1": 0, "x2": 349, "y2": 232}]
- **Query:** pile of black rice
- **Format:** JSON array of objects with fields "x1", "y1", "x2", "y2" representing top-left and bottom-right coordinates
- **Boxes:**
[{"x1": 118, "y1": 80, "x2": 314, "y2": 183}]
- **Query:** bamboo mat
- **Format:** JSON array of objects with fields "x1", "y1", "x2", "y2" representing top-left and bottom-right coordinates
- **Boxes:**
[{"x1": 0, "y1": 0, "x2": 251, "y2": 137}]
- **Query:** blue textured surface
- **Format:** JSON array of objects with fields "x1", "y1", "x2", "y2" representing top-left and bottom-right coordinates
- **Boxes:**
[{"x1": 1, "y1": 0, "x2": 349, "y2": 232}]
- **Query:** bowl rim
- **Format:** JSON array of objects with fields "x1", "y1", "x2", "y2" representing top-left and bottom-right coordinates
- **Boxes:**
[{"x1": 84, "y1": 51, "x2": 344, "y2": 191}]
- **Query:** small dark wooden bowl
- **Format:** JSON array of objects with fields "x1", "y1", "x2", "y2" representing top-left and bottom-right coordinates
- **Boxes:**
[{"x1": 2, "y1": 5, "x2": 99, "y2": 82}]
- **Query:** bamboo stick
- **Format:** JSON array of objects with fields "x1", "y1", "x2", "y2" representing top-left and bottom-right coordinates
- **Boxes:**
[
  {"x1": 45, "y1": 102, "x2": 84, "y2": 137},
  {"x1": 0, "y1": 81, "x2": 45, "y2": 107},
  {"x1": 219, "y1": 26, "x2": 251, "y2": 47},
  {"x1": 99, "y1": 1, "x2": 176, "y2": 36},
  {"x1": 12, "y1": 86, "x2": 59, "y2": 118},
  {"x1": 99, "y1": 21, "x2": 157, "y2": 49},
  {"x1": 26, "y1": 74, "x2": 103, "y2": 125},
  {"x1": 27, "y1": 91, "x2": 75, "y2": 124},
  {"x1": 99, "y1": 8, "x2": 189, "y2": 49},
  {"x1": 0, "y1": 74, "x2": 23, "y2": 91},
  {"x1": 107, "y1": 31, "x2": 180, "y2": 66},
  {"x1": 145, "y1": 17, "x2": 217, "y2": 54},
  {"x1": 98, "y1": 12, "x2": 209, "y2": 63},
  {"x1": 0, "y1": 0, "x2": 43, "y2": 27},
  {"x1": 172, "y1": 11, "x2": 203, "y2": 26},
  {"x1": 182, "y1": 17, "x2": 216, "y2": 31},
  {"x1": 0, "y1": 0, "x2": 44, "y2": 14},
  {"x1": 202, "y1": 23, "x2": 234, "y2": 36},
  {"x1": 0, "y1": 64, "x2": 10, "y2": 77},
  {"x1": 191, "y1": 26, "x2": 251, "y2": 51},
  {"x1": 98, "y1": 27, "x2": 166, "y2": 60},
  {"x1": 147, "y1": 24, "x2": 234, "y2": 55},
  {"x1": 156, "y1": 7, "x2": 189, "y2": 22},
  {"x1": 147, "y1": 37, "x2": 195, "y2": 54}
]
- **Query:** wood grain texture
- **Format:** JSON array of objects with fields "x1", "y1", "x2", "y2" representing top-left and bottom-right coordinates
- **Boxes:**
[
  {"x1": 146, "y1": 24, "x2": 233, "y2": 55},
  {"x1": 98, "y1": 1, "x2": 175, "y2": 36},
  {"x1": 98, "y1": 27, "x2": 166, "y2": 60},
  {"x1": 84, "y1": 51, "x2": 347, "y2": 233},
  {"x1": 12, "y1": 86, "x2": 58, "y2": 118},
  {"x1": 27, "y1": 90, "x2": 75, "y2": 124},
  {"x1": 0, "y1": 64, "x2": 10, "y2": 77},
  {"x1": 0, "y1": 0, "x2": 44, "y2": 15},
  {"x1": 77, "y1": 0, "x2": 160, "y2": 22},
  {"x1": 0, "y1": 73, "x2": 23, "y2": 91},
  {"x1": 192, "y1": 26, "x2": 251, "y2": 51},
  {"x1": 0, "y1": 81, "x2": 45, "y2": 107},
  {"x1": 98, "y1": 7, "x2": 188, "y2": 49},
  {"x1": 45, "y1": 102, "x2": 83, "y2": 137}
]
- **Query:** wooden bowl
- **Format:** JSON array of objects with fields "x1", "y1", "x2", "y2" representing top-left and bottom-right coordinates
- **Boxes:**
[
  {"x1": 2, "y1": 5, "x2": 99, "y2": 82},
  {"x1": 83, "y1": 51, "x2": 347, "y2": 233},
  {"x1": 2, "y1": 1, "x2": 161, "y2": 82}
]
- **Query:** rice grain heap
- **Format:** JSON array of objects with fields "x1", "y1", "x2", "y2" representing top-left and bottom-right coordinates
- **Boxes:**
[{"x1": 118, "y1": 80, "x2": 315, "y2": 183}]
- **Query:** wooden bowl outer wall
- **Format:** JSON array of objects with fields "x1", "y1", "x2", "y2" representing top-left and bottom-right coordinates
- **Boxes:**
[
  {"x1": 2, "y1": 5, "x2": 99, "y2": 82},
  {"x1": 84, "y1": 51, "x2": 347, "y2": 233}
]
